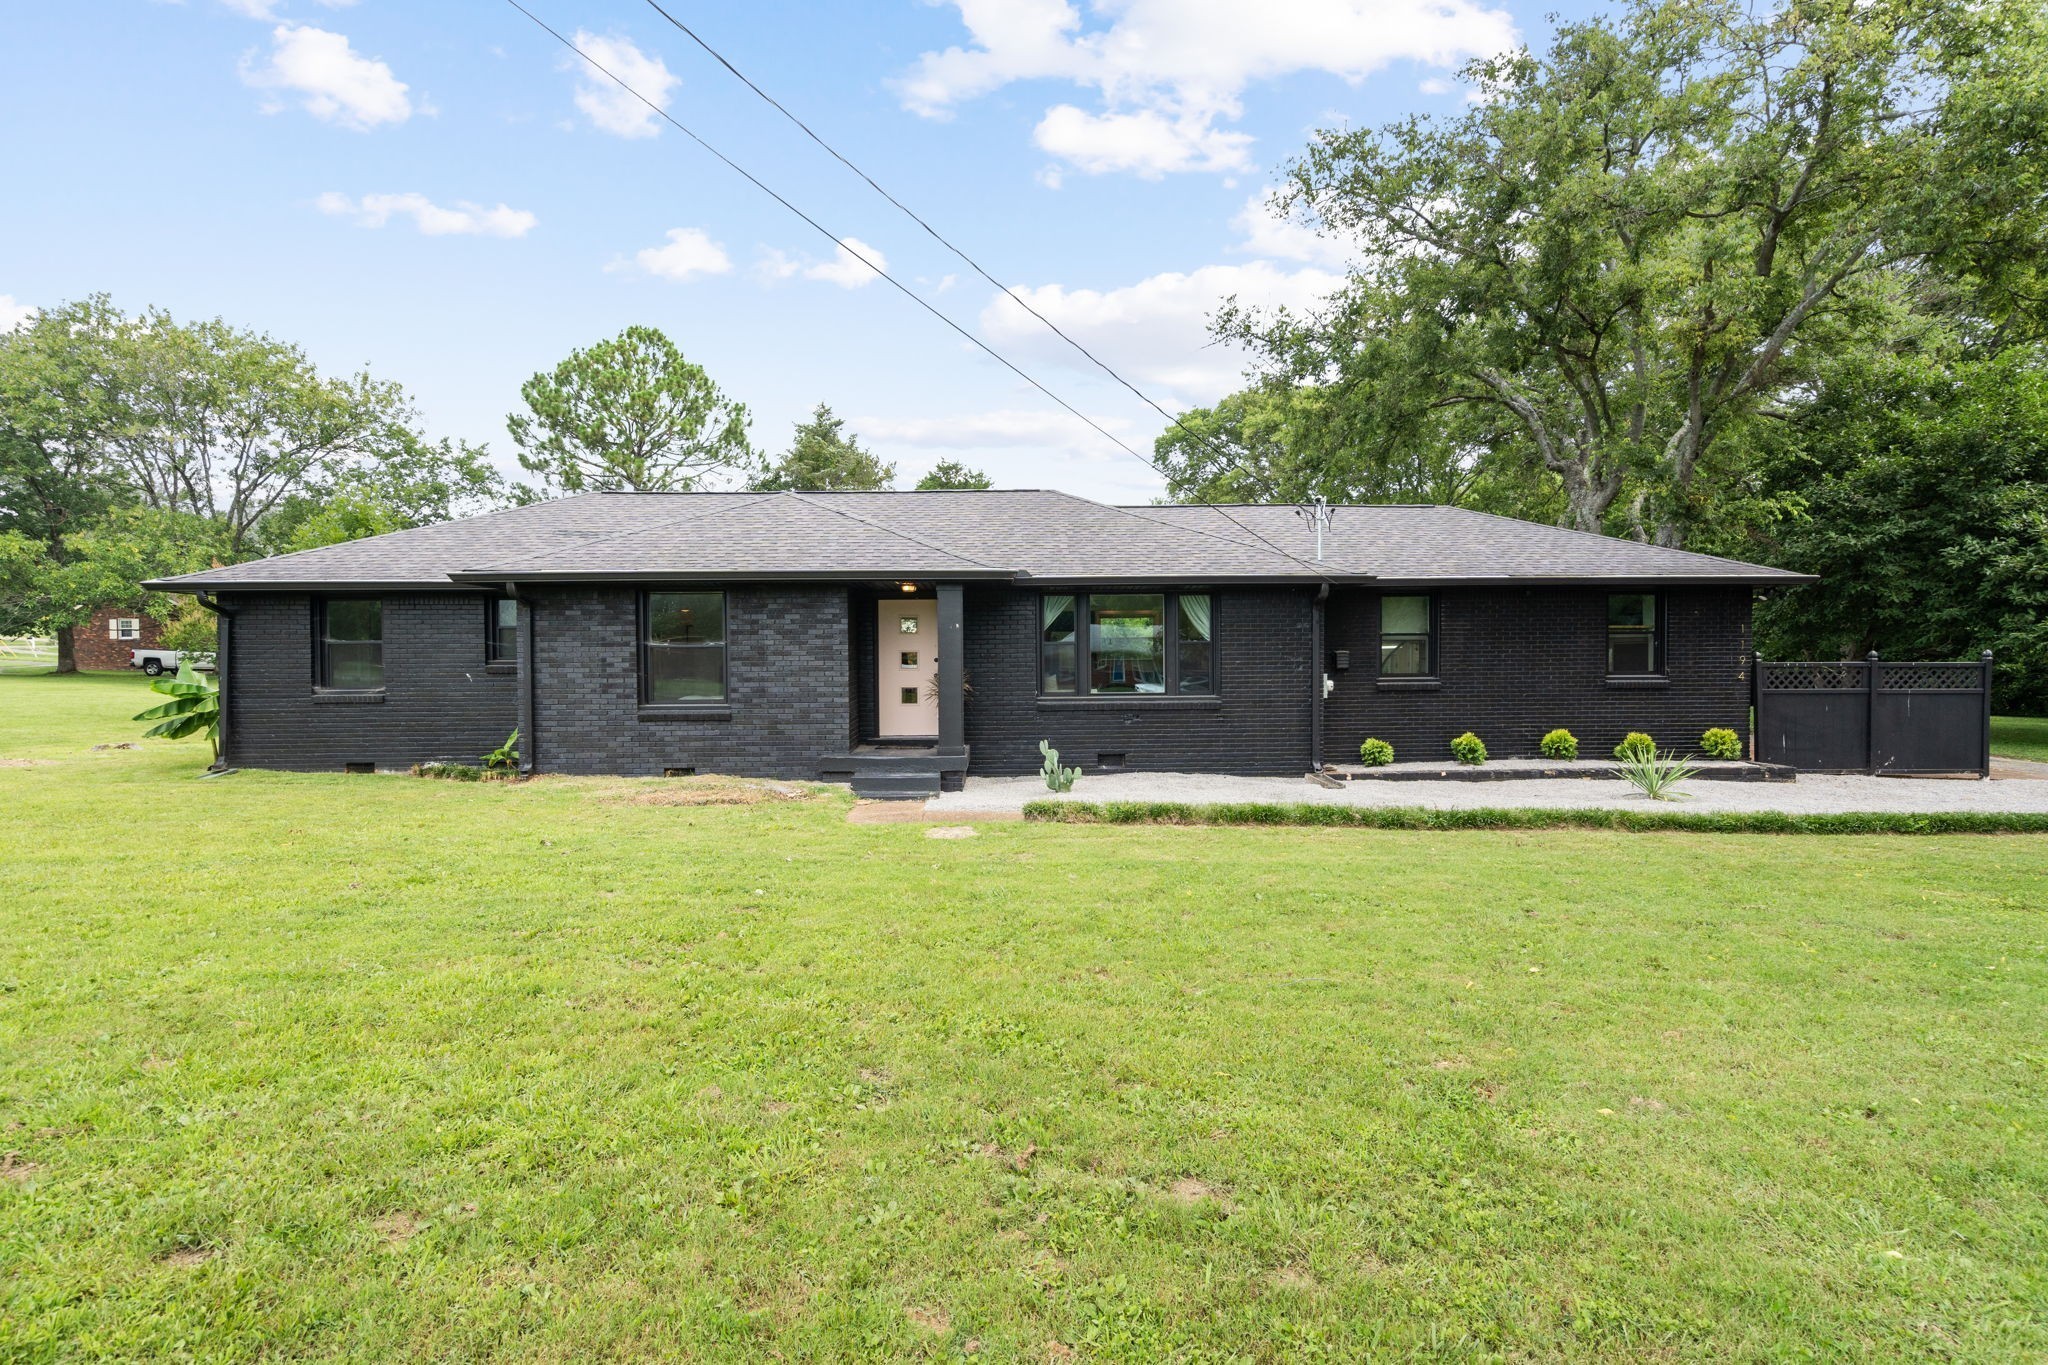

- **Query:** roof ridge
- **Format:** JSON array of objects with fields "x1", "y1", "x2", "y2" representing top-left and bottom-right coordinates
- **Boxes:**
[
  {"x1": 458, "y1": 492, "x2": 777, "y2": 573},
  {"x1": 784, "y1": 491, "x2": 1009, "y2": 572}
]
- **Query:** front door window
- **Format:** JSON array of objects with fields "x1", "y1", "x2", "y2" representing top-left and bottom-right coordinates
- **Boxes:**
[{"x1": 878, "y1": 600, "x2": 940, "y2": 736}]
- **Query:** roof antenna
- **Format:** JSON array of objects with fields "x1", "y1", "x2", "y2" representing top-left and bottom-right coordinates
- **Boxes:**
[{"x1": 1295, "y1": 495, "x2": 1332, "y2": 562}]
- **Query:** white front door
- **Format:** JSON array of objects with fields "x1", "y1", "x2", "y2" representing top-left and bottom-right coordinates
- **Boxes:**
[{"x1": 878, "y1": 600, "x2": 940, "y2": 737}]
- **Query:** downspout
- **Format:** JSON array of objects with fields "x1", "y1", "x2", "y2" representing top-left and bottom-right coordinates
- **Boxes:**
[
  {"x1": 1310, "y1": 582, "x2": 1329, "y2": 773},
  {"x1": 504, "y1": 582, "x2": 536, "y2": 776},
  {"x1": 195, "y1": 592, "x2": 237, "y2": 772}
]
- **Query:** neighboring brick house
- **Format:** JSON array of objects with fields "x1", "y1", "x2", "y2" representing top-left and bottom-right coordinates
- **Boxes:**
[
  {"x1": 72, "y1": 606, "x2": 164, "y2": 672},
  {"x1": 145, "y1": 490, "x2": 1810, "y2": 793}
]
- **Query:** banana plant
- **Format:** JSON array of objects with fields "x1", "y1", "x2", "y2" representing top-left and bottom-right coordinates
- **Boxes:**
[{"x1": 133, "y1": 661, "x2": 221, "y2": 764}]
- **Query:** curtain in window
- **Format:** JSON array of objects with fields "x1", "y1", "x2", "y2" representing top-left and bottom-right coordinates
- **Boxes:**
[
  {"x1": 1177, "y1": 594, "x2": 1214, "y2": 693},
  {"x1": 1041, "y1": 594, "x2": 1077, "y2": 694}
]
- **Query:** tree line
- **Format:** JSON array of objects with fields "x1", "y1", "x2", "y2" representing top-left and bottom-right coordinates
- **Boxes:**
[
  {"x1": 1160, "y1": 0, "x2": 2047, "y2": 710},
  {"x1": 0, "y1": 307, "x2": 988, "y2": 671}
]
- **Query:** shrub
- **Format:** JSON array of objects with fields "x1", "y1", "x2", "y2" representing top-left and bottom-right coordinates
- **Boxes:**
[
  {"x1": 1700, "y1": 727, "x2": 1743, "y2": 760},
  {"x1": 1539, "y1": 728, "x2": 1578, "y2": 760},
  {"x1": 1450, "y1": 732, "x2": 1488, "y2": 765},
  {"x1": 1021, "y1": 802, "x2": 2048, "y2": 835},
  {"x1": 1038, "y1": 739, "x2": 1080, "y2": 793},
  {"x1": 1614, "y1": 731, "x2": 1657, "y2": 761},
  {"x1": 1612, "y1": 748, "x2": 1700, "y2": 800},
  {"x1": 132, "y1": 661, "x2": 221, "y2": 765},
  {"x1": 415, "y1": 762, "x2": 484, "y2": 781},
  {"x1": 483, "y1": 728, "x2": 521, "y2": 774},
  {"x1": 1358, "y1": 737, "x2": 1395, "y2": 766}
]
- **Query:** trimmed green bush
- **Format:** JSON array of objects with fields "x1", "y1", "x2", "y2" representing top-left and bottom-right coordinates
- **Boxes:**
[
  {"x1": 1700, "y1": 727, "x2": 1743, "y2": 760},
  {"x1": 1359, "y1": 737, "x2": 1395, "y2": 766},
  {"x1": 1540, "y1": 728, "x2": 1578, "y2": 760},
  {"x1": 1021, "y1": 801, "x2": 2048, "y2": 835},
  {"x1": 1450, "y1": 732, "x2": 1488, "y2": 765},
  {"x1": 1614, "y1": 731, "x2": 1657, "y2": 761}
]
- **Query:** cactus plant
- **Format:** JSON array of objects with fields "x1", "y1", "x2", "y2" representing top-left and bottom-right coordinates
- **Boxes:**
[{"x1": 1039, "y1": 739, "x2": 1081, "y2": 792}]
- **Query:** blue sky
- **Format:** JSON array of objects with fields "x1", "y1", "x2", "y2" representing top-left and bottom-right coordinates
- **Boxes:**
[{"x1": 3, "y1": 0, "x2": 1597, "y2": 502}]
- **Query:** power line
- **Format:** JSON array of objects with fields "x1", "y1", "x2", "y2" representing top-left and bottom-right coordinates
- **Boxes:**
[
  {"x1": 497, "y1": 1, "x2": 1323, "y2": 574},
  {"x1": 636, "y1": 0, "x2": 1275, "y2": 501},
  {"x1": 638, "y1": 0, "x2": 1277, "y2": 509},
  {"x1": 498, "y1": 0, "x2": 1158, "y2": 475}
]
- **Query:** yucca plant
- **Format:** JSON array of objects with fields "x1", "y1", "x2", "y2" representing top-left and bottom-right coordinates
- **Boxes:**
[
  {"x1": 132, "y1": 661, "x2": 221, "y2": 764},
  {"x1": 1611, "y1": 747, "x2": 1701, "y2": 800}
]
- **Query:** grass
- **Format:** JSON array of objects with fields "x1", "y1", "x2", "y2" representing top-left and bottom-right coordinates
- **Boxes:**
[
  {"x1": 3, "y1": 673, "x2": 2046, "y2": 1360},
  {"x1": 1991, "y1": 715, "x2": 2048, "y2": 764}
]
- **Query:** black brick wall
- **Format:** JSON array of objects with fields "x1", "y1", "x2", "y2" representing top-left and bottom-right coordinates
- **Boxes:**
[
  {"x1": 220, "y1": 581, "x2": 1753, "y2": 779},
  {"x1": 528, "y1": 585, "x2": 851, "y2": 778},
  {"x1": 1322, "y1": 585, "x2": 1754, "y2": 764},
  {"x1": 222, "y1": 593, "x2": 517, "y2": 771},
  {"x1": 961, "y1": 586, "x2": 1316, "y2": 775}
]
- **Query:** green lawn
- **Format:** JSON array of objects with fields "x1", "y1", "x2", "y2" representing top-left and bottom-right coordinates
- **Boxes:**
[
  {"x1": 3, "y1": 674, "x2": 2045, "y2": 1360},
  {"x1": 1992, "y1": 715, "x2": 2048, "y2": 764}
]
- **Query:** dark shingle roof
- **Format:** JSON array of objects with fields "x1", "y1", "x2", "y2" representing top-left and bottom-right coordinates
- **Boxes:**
[
  {"x1": 144, "y1": 490, "x2": 1809, "y2": 591},
  {"x1": 1138, "y1": 503, "x2": 1809, "y2": 584}
]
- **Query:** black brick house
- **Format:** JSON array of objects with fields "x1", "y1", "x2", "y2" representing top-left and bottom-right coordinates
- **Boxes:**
[{"x1": 145, "y1": 490, "x2": 1808, "y2": 794}]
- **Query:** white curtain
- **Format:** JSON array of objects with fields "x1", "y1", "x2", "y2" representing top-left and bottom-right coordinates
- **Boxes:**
[
  {"x1": 1042, "y1": 594, "x2": 1074, "y2": 633},
  {"x1": 1179, "y1": 594, "x2": 1212, "y2": 641}
]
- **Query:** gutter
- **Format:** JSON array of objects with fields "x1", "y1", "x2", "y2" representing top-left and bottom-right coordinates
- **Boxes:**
[
  {"x1": 195, "y1": 593, "x2": 237, "y2": 772},
  {"x1": 1310, "y1": 582, "x2": 1329, "y2": 774},
  {"x1": 503, "y1": 581, "x2": 537, "y2": 777}
]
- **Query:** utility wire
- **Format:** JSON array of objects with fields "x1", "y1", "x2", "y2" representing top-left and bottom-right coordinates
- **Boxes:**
[
  {"x1": 636, "y1": 0, "x2": 1276, "y2": 501},
  {"x1": 499, "y1": 0, "x2": 1323, "y2": 574},
  {"x1": 500, "y1": 0, "x2": 1158, "y2": 475}
]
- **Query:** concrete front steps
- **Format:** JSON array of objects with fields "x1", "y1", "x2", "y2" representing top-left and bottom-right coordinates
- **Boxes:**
[{"x1": 818, "y1": 745, "x2": 969, "y2": 800}]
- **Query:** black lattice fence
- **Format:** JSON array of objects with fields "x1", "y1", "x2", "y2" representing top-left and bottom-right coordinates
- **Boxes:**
[{"x1": 1754, "y1": 652, "x2": 1994, "y2": 776}]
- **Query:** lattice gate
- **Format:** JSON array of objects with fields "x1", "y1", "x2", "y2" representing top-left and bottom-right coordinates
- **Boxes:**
[{"x1": 1753, "y1": 652, "x2": 1994, "y2": 776}]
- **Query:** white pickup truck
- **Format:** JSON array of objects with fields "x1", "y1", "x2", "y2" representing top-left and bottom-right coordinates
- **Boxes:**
[{"x1": 130, "y1": 648, "x2": 216, "y2": 677}]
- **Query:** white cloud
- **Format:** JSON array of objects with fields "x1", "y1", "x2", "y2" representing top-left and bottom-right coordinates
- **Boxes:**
[
  {"x1": 1033, "y1": 104, "x2": 1252, "y2": 177},
  {"x1": 218, "y1": 0, "x2": 358, "y2": 14},
  {"x1": 612, "y1": 227, "x2": 733, "y2": 282},
  {"x1": 852, "y1": 408, "x2": 1135, "y2": 450},
  {"x1": 316, "y1": 192, "x2": 536, "y2": 238},
  {"x1": 568, "y1": 31, "x2": 678, "y2": 139},
  {"x1": 896, "y1": 0, "x2": 1517, "y2": 178},
  {"x1": 1231, "y1": 193, "x2": 1353, "y2": 269},
  {"x1": 980, "y1": 260, "x2": 1343, "y2": 401},
  {"x1": 1419, "y1": 76, "x2": 1453, "y2": 95},
  {"x1": 0, "y1": 295, "x2": 37, "y2": 333},
  {"x1": 240, "y1": 24, "x2": 411, "y2": 130},
  {"x1": 758, "y1": 237, "x2": 887, "y2": 289}
]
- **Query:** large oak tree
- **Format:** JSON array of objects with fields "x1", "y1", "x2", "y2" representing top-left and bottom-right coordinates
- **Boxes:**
[{"x1": 1209, "y1": 0, "x2": 2048, "y2": 546}]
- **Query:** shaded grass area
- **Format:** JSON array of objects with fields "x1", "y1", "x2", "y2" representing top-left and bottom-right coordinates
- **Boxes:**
[
  {"x1": 1992, "y1": 715, "x2": 2048, "y2": 764},
  {"x1": 3, "y1": 673, "x2": 2046, "y2": 1360},
  {"x1": 1025, "y1": 799, "x2": 2048, "y2": 834}
]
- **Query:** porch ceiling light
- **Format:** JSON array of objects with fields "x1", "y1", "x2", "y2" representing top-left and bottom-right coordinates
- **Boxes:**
[{"x1": 900, "y1": 582, "x2": 917, "y2": 592}]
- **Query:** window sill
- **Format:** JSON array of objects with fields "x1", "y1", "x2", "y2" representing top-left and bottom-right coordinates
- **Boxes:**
[
  {"x1": 638, "y1": 705, "x2": 733, "y2": 722},
  {"x1": 1605, "y1": 675, "x2": 1670, "y2": 689},
  {"x1": 1375, "y1": 677, "x2": 1441, "y2": 692},
  {"x1": 484, "y1": 661, "x2": 518, "y2": 676},
  {"x1": 1035, "y1": 695, "x2": 1222, "y2": 711},
  {"x1": 313, "y1": 689, "x2": 386, "y2": 704}
]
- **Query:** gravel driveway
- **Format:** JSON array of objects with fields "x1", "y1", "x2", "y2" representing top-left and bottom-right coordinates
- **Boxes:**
[{"x1": 927, "y1": 768, "x2": 2048, "y2": 816}]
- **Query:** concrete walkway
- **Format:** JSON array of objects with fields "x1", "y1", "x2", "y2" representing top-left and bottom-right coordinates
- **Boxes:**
[{"x1": 926, "y1": 768, "x2": 2048, "y2": 817}]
